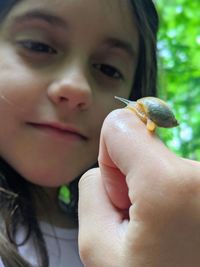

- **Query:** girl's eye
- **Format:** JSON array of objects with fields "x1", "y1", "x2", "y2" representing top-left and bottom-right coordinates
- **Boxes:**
[
  {"x1": 17, "y1": 40, "x2": 57, "y2": 54},
  {"x1": 93, "y1": 64, "x2": 123, "y2": 80}
]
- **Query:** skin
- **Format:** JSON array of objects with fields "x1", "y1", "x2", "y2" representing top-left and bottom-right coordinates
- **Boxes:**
[
  {"x1": 2, "y1": 1, "x2": 200, "y2": 266},
  {"x1": 0, "y1": 0, "x2": 138, "y2": 188},
  {"x1": 79, "y1": 109, "x2": 200, "y2": 267},
  {"x1": 0, "y1": 0, "x2": 139, "y2": 227}
]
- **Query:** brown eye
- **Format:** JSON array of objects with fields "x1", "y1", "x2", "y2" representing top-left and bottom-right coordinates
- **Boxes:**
[
  {"x1": 93, "y1": 63, "x2": 123, "y2": 80},
  {"x1": 17, "y1": 40, "x2": 57, "y2": 54}
]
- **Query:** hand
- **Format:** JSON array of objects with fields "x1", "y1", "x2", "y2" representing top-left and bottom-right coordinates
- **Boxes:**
[{"x1": 78, "y1": 108, "x2": 200, "y2": 267}]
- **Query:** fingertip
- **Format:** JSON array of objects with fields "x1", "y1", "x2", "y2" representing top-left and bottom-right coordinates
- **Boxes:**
[{"x1": 101, "y1": 108, "x2": 143, "y2": 135}]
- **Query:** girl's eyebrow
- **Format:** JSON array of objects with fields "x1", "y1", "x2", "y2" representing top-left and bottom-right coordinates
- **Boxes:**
[
  {"x1": 11, "y1": 9, "x2": 67, "y2": 29},
  {"x1": 103, "y1": 37, "x2": 137, "y2": 60},
  {"x1": 10, "y1": 9, "x2": 137, "y2": 60}
]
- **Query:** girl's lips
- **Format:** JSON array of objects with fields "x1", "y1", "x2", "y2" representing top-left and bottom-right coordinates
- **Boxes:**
[{"x1": 27, "y1": 122, "x2": 88, "y2": 141}]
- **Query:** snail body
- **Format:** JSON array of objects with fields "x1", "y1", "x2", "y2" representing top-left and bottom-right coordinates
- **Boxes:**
[{"x1": 115, "y1": 96, "x2": 179, "y2": 132}]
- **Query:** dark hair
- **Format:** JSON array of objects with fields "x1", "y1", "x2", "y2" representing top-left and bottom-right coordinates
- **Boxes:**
[
  {"x1": 0, "y1": 1, "x2": 159, "y2": 266},
  {"x1": 130, "y1": 0, "x2": 158, "y2": 100}
]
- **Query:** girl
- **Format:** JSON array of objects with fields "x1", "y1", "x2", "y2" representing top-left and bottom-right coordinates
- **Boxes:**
[{"x1": 0, "y1": 0, "x2": 158, "y2": 266}]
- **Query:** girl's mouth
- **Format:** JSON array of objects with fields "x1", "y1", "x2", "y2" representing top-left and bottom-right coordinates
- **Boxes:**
[{"x1": 27, "y1": 122, "x2": 88, "y2": 141}]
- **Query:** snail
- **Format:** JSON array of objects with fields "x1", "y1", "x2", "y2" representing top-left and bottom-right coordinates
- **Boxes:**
[{"x1": 115, "y1": 96, "x2": 179, "y2": 132}]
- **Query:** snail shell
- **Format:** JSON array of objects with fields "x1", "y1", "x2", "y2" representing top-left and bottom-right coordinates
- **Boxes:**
[{"x1": 115, "y1": 96, "x2": 179, "y2": 131}]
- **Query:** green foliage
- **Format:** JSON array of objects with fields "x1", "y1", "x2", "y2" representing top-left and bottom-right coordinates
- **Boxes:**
[{"x1": 156, "y1": 0, "x2": 200, "y2": 159}]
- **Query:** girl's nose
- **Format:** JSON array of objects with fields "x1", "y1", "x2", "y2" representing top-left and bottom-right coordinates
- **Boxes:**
[{"x1": 47, "y1": 67, "x2": 92, "y2": 111}]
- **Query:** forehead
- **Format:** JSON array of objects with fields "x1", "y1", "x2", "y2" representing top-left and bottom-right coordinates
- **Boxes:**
[
  {"x1": 5, "y1": 0, "x2": 138, "y2": 39},
  {"x1": 11, "y1": 0, "x2": 133, "y2": 18}
]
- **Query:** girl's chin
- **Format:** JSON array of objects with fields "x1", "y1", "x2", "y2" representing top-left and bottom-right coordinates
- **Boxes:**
[{"x1": 28, "y1": 177, "x2": 74, "y2": 187}]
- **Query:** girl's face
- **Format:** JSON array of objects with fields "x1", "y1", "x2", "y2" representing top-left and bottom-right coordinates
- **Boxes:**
[{"x1": 0, "y1": 0, "x2": 138, "y2": 186}]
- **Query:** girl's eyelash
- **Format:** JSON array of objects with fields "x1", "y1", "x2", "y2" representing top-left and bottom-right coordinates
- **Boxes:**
[
  {"x1": 17, "y1": 40, "x2": 57, "y2": 54},
  {"x1": 17, "y1": 41, "x2": 124, "y2": 80},
  {"x1": 93, "y1": 64, "x2": 123, "y2": 80}
]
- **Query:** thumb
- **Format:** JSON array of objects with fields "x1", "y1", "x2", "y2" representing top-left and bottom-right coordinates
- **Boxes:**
[{"x1": 98, "y1": 108, "x2": 180, "y2": 210}]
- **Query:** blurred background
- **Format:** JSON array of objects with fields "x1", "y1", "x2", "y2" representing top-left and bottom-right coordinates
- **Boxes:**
[{"x1": 155, "y1": 0, "x2": 200, "y2": 160}]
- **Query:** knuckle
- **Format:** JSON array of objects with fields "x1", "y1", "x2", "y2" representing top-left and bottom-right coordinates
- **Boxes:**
[{"x1": 79, "y1": 237, "x2": 94, "y2": 266}]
